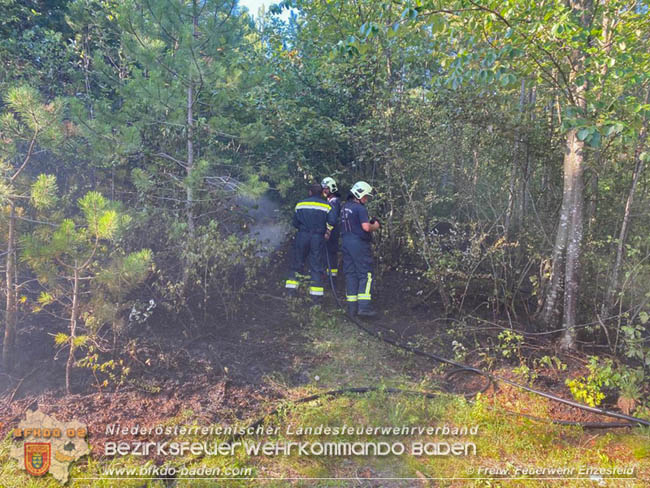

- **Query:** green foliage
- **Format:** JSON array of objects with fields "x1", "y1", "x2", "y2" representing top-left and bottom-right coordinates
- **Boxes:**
[
  {"x1": 86, "y1": 248, "x2": 154, "y2": 334},
  {"x1": 565, "y1": 357, "x2": 615, "y2": 407},
  {"x1": 496, "y1": 330, "x2": 524, "y2": 361},
  {"x1": 76, "y1": 346, "x2": 132, "y2": 389},
  {"x1": 97, "y1": 249, "x2": 154, "y2": 295},
  {"x1": 621, "y1": 315, "x2": 650, "y2": 368},
  {"x1": 564, "y1": 356, "x2": 645, "y2": 409},
  {"x1": 54, "y1": 332, "x2": 69, "y2": 346},
  {"x1": 80, "y1": 0, "x2": 256, "y2": 180},
  {"x1": 154, "y1": 220, "x2": 263, "y2": 323},
  {"x1": 23, "y1": 185, "x2": 152, "y2": 392},
  {"x1": 0, "y1": 85, "x2": 65, "y2": 211},
  {"x1": 514, "y1": 355, "x2": 567, "y2": 385},
  {"x1": 536, "y1": 355, "x2": 567, "y2": 375},
  {"x1": 1, "y1": 85, "x2": 64, "y2": 147},
  {"x1": 1, "y1": 0, "x2": 650, "y2": 407},
  {"x1": 30, "y1": 174, "x2": 58, "y2": 209},
  {"x1": 36, "y1": 291, "x2": 54, "y2": 309}
]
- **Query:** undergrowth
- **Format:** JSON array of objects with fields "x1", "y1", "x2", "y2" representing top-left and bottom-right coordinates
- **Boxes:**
[{"x1": 0, "y1": 305, "x2": 648, "y2": 487}]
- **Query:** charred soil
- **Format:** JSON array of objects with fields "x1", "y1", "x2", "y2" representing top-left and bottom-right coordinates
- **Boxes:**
[{"x1": 0, "y1": 248, "x2": 644, "y2": 458}]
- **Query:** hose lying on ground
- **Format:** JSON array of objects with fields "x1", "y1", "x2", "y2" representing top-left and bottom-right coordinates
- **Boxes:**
[
  {"x1": 229, "y1": 383, "x2": 637, "y2": 444},
  {"x1": 323, "y1": 252, "x2": 650, "y2": 428},
  {"x1": 226, "y1": 254, "x2": 649, "y2": 436}
]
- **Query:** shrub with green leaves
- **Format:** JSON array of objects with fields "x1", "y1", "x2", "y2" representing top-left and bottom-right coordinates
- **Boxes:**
[{"x1": 153, "y1": 219, "x2": 264, "y2": 326}]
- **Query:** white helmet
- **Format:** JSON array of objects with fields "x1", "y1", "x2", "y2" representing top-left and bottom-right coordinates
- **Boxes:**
[
  {"x1": 321, "y1": 176, "x2": 338, "y2": 193},
  {"x1": 350, "y1": 181, "x2": 373, "y2": 200}
]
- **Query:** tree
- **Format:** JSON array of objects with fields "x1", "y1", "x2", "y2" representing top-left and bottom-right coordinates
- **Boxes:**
[
  {"x1": 0, "y1": 85, "x2": 63, "y2": 370},
  {"x1": 0, "y1": 0, "x2": 75, "y2": 95},
  {"x1": 67, "y1": 0, "x2": 269, "y2": 319},
  {"x1": 23, "y1": 188, "x2": 152, "y2": 394},
  {"x1": 385, "y1": 0, "x2": 650, "y2": 347},
  {"x1": 113, "y1": 0, "x2": 250, "y2": 240}
]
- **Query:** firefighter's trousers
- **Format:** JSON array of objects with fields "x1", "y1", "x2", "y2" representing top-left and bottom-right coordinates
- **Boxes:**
[
  {"x1": 285, "y1": 230, "x2": 325, "y2": 296},
  {"x1": 341, "y1": 234, "x2": 374, "y2": 312},
  {"x1": 323, "y1": 228, "x2": 340, "y2": 277}
]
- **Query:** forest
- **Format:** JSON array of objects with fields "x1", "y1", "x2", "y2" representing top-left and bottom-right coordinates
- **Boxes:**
[{"x1": 0, "y1": 0, "x2": 649, "y2": 486}]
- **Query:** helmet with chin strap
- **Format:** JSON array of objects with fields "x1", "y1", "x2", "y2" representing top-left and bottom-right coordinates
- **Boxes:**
[
  {"x1": 350, "y1": 181, "x2": 373, "y2": 200},
  {"x1": 321, "y1": 177, "x2": 338, "y2": 194}
]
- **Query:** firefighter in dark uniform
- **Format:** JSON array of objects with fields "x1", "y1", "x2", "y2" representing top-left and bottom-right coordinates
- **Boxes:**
[
  {"x1": 285, "y1": 183, "x2": 337, "y2": 298},
  {"x1": 341, "y1": 181, "x2": 380, "y2": 317},
  {"x1": 321, "y1": 177, "x2": 341, "y2": 278}
]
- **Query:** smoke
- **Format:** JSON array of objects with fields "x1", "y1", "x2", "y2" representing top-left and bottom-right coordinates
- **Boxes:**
[
  {"x1": 205, "y1": 175, "x2": 289, "y2": 254},
  {"x1": 234, "y1": 193, "x2": 289, "y2": 255}
]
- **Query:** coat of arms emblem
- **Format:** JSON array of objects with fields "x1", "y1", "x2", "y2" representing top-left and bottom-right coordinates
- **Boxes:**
[{"x1": 24, "y1": 443, "x2": 51, "y2": 476}]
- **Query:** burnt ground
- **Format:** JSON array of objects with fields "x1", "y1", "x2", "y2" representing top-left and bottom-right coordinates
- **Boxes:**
[
  {"x1": 0, "y1": 283, "x2": 321, "y2": 458},
  {"x1": 0, "y1": 244, "x2": 318, "y2": 453},
  {"x1": 0, "y1": 247, "x2": 643, "y2": 459}
]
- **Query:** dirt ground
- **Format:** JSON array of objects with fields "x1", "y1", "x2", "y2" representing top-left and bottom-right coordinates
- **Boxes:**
[
  {"x1": 0, "y1": 248, "x2": 644, "y2": 463},
  {"x1": 0, "y1": 289, "x2": 312, "y2": 457}
]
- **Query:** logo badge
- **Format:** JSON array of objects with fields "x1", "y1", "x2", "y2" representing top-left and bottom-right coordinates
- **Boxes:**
[
  {"x1": 11, "y1": 410, "x2": 89, "y2": 483},
  {"x1": 25, "y1": 443, "x2": 51, "y2": 476}
]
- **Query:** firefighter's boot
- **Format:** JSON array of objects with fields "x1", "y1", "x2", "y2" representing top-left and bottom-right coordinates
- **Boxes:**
[{"x1": 357, "y1": 301, "x2": 377, "y2": 318}]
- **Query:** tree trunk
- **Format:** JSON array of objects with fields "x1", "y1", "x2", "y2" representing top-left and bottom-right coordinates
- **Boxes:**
[
  {"x1": 2, "y1": 203, "x2": 17, "y2": 371},
  {"x1": 518, "y1": 85, "x2": 536, "y2": 228},
  {"x1": 505, "y1": 159, "x2": 517, "y2": 238},
  {"x1": 506, "y1": 79, "x2": 527, "y2": 239},
  {"x1": 182, "y1": 1, "x2": 199, "y2": 289},
  {"x1": 504, "y1": 80, "x2": 526, "y2": 240},
  {"x1": 186, "y1": 80, "x2": 195, "y2": 238},
  {"x1": 540, "y1": 146, "x2": 572, "y2": 326},
  {"x1": 83, "y1": 30, "x2": 94, "y2": 119},
  {"x1": 560, "y1": 130, "x2": 585, "y2": 349},
  {"x1": 540, "y1": 0, "x2": 591, "y2": 347},
  {"x1": 602, "y1": 124, "x2": 648, "y2": 318},
  {"x1": 585, "y1": 167, "x2": 599, "y2": 234},
  {"x1": 66, "y1": 267, "x2": 79, "y2": 395}
]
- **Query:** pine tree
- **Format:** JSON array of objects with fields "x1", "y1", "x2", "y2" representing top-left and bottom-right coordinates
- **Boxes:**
[
  {"x1": 23, "y1": 188, "x2": 152, "y2": 394},
  {"x1": 0, "y1": 85, "x2": 63, "y2": 370}
]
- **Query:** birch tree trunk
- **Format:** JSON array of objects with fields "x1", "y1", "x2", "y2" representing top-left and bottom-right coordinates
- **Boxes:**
[
  {"x1": 541, "y1": 148, "x2": 572, "y2": 326},
  {"x1": 560, "y1": 129, "x2": 586, "y2": 349}
]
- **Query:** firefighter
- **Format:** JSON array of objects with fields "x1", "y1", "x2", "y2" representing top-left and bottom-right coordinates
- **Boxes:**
[
  {"x1": 340, "y1": 181, "x2": 380, "y2": 317},
  {"x1": 321, "y1": 177, "x2": 341, "y2": 279},
  {"x1": 285, "y1": 182, "x2": 337, "y2": 299}
]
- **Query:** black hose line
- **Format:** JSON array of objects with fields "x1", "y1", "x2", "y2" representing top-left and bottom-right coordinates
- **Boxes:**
[
  {"x1": 500, "y1": 410, "x2": 639, "y2": 429},
  {"x1": 225, "y1": 253, "x2": 648, "y2": 439},
  {"x1": 229, "y1": 385, "x2": 636, "y2": 445},
  {"x1": 324, "y1": 251, "x2": 650, "y2": 428}
]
